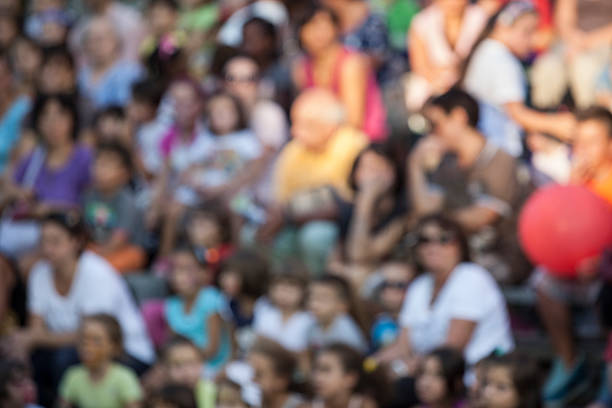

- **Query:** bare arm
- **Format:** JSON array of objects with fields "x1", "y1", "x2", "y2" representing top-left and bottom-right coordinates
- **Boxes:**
[
  {"x1": 339, "y1": 54, "x2": 369, "y2": 131},
  {"x1": 27, "y1": 314, "x2": 78, "y2": 349},
  {"x1": 555, "y1": 0, "x2": 578, "y2": 41},
  {"x1": 452, "y1": 205, "x2": 500, "y2": 233},
  {"x1": 444, "y1": 318, "x2": 477, "y2": 351},
  {"x1": 374, "y1": 326, "x2": 412, "y2": 363},
  {"x1": 505, "y1": 102, "x2": 575, "y2": 142},
  {"x1": 201, "y1": 313, "x2": 222, "y2": 361},
  {"x1": 408, "y1": 139, "x2": 445, "y2": 217},
  {"x1": 409, "y1": 29, "x2": 437, "y2": 82}
]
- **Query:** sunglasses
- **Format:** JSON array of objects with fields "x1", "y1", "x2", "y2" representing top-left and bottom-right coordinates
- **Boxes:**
[
  {"x1": 417, "y1": 232, "x2": 456, "y2": 246},
  {"x1": 381, "y1": 281, "x2": 409, "y2": 290},
  {"x1": 224, "y1": 74, "x2": 258, "y2": 83}
]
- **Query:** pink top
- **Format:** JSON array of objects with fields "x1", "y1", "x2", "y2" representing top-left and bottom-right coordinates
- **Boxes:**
[
  {"x1": 303, "y1": 47, "x2": 387, "y2": 142},
  {"x1": 411, "y1": 3, "x2": 488, "y2": 67}
]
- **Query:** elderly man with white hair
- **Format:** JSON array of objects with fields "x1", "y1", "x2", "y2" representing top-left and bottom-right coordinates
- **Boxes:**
[
  {"x1": 77, "y1": 16, "x2": 143, "y2": 114},
  {"x1": 256, "y1": 88, "x2": 368, "y2": 275}
]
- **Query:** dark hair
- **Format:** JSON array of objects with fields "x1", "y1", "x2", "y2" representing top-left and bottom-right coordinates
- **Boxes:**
[
  {"x1": 428, "y1": 88, "x2": 480, "y2": 128},
  {"x1": 295, "y1": 2, "x2": 340, "y2": 50},
  {"x1": 161, "y1": 336, "x2": 201, "y2": 362},
  {"x1": 131, "y1": 78, "x2": 164, "y2": 109},
  {"x1": 250, "y1": 338, "x2": 297, "y2": 391},
  {"x1": 42, "y1": 212, "x2": 88, "y2": 247},
  {"x1": 577, "y1": 106, "x2": 612, "y2": 139},
  {"x1": 147, "y1": 384, "x2": 197, "y2": 408},
  {"x1": 487, "y1": 353, "x2": 542, "y2": 408},
  {"x1": 348, "y1": 141, "x2": 408, "y2": 195},
  {"x1": 318, "y1": 343, "x2": 390, "y2": 405},
  {"x1": 220, "y1": 250, "x2": 270, "y2": 299},
  {"x1": 96, "y1": 140, "x2": 133, "y2": 175},
  {"x1": 242, "y1": 17, "x2": 280, "y2": 60},
  {"x1": 149, "y1": 0, "x2": 179, "y2": 11},
  {"x1": 186, "y1": 199, "x2": 233, "y2": 245},
  {"x1": 0, "y1": 359, "x2": 29, "y2": 403},
  {"x1": 82, "y1": 313, "x2": 124, "y2": 356},
  {"x1": 413, "y1": 213, "x2": 471, "y2": 268},
  {"x1": 206, "y1": 91, "x2": 248, "y2": 134},
  {"x1": 419, "y1": 347, "x2": 466, "y2": 402},
  {"x1": 31, "y1": 93, "x2": 79, "y2": 141},
  {"x1": 42, "y1": 45, "x2": 76, "y2": 71},
  {"x1": 93, "y1": 105, "x2": 126, "y2": 131}
]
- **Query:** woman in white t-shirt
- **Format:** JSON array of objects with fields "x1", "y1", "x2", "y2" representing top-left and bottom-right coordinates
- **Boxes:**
[
  {"x1": 462, "y1": 1, "x2": 574, "y2": 157},
  {"x1": 10, "y1": 212, "x2": 154, "y2": 404},
  {"x1": 376, "y1": 214, "x2": 513, "y2": 373}
]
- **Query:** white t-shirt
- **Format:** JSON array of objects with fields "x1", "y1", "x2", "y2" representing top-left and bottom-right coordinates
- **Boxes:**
[
  {"x1": 28, "y1": 251, "x2": 155, "y2": 364},
  {"x1": 399, "y1": 262, "x2": 514, "y2": 365},
  {"x1": 463, "y1": 39, "x2": 526, "y2": 157},
  {"x1": 253, "y1": 299, "x2": 314, "y2": 352}
]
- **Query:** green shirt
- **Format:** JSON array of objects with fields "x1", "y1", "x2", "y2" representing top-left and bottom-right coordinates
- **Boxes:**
[
  {"x1": 179, "y1": 4, "x2": 219, "y2": 32},
  {"x1": 60, "y1": 364, "x2": 142, "y2": 408}
]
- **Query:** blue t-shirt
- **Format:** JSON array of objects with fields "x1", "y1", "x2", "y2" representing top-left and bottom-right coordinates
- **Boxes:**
[
  {"x1": 0, "y1": 96, "x2": 30, "y2": 172},
  {"x1": 165, "y1": 287, "x2": 231, "y2": 370},
  {"x1": 78, "y1": 60, "x2": 143, "y2": 108}
]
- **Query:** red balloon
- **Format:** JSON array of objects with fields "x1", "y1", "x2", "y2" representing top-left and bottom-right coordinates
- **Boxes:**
[{"x1": 519, "y1": 185, "x2": 612, "y2": 278}]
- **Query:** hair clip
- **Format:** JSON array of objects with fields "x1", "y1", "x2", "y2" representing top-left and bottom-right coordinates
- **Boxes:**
[{"x1": 363, "y1": 357, "x2": 378, "y2": 373}]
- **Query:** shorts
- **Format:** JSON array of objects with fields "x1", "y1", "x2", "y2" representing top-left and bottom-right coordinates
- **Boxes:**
[{"x1": 530, "y1": 267, "x2": 602, "y2": 306}]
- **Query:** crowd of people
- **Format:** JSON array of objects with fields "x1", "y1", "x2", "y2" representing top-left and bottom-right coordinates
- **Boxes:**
[{"x1": 0, "y1": 0, "x2": 612, "y2": 407}]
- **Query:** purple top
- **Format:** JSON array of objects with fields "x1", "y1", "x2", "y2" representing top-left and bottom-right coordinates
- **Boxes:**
[{"x1": 14, "y1": 145, "x2": 93, "y2": 207}]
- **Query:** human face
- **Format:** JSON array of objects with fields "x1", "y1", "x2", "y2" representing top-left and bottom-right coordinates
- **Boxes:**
[
  {"x1": 308, "y1": 284, "x2": 344, "y2": 325},
  {"x1": 290, "y1": 101, "x2": 335, "y2": 151},
  {"x1": 39, "y1": 99, "x2": 73, "y2": 148},
  {"x1": 39, "y1": 58, "x2": 75, "y2": 93},
  {"x1": 187, "y1": 213, "x2": 222, "y2": 248},
  {"x1": 14, "y1": 40, "x2": 42, "y2": 79},
  {"x1": 249, "y1": 352, "x2": 287, "y2": 397},
  {"x1": 217, "y1": 383, "x2": 247, "y2": 408},
  {"x1": 41, "y1": 222, "x2": 79, "y2": 267},
  {"x1": 416, "y1": 222, "x2": 461, "y2": 274},
  {"x1": 85, "y1": 20, "x2": 118, "y2": 66},
  {"x1": 424, "y1": 105, "x2": 466, "y2": 150},
  {"x1": 573, "y1": 120, "x2": 612, "y2": 173},
  {"x1": 127, "y1": 99, "x2": 156, "y2": 126},
  {"x1": 270, "y1": 281, "x2": 304, "y2": 311},
  {"x1": 224, "y1": 58, "x2": 259, "y2": 106},
  {"x1": 242, "y1": 22, "x2": 274, "y2": 61},
  {"x1": 166, "y1": 344, "x2": 202, "y2": 387},
  {"x1": 300, "y1": 11, "x2": 338, "y2": 56},
  {"x1": 416, "y1": 356, "x2": 448, "y2": 405},
  {"x1": 208, "y1": 95, "x2": 240, "y2": 135},
  {"x1": 379, "y1": 263, "x2": 412, "y2": 313},
  {"x1": 94, "y1": 152, "x2": 128, "y2": 192},
  {"x1": 79, "y1": 320, "x2": 115, "y2": 369},
  {"x1": 504, "y1": 13, "x2": 538, "y2": 59},
  {"x1": 149, "y1": 3, "x2": 177, "y2": 37},
  {"x1": 354, "y1": 150, "x2": 396, "y2": 191},
  {"x1": 220, "y1": 270, "x2": 242, "y2": 298},
  {"x1": 482, "y1": 366, "x2": 519, "y2": 408},
  {"x1": 170, "y1": 251, "x2": 205, "y2": 299},
  {"x1": 4, "y1": 370, "x2": 37, "y2": 406},
  {"x1": 0, "y1": 59, "x2": 12, "y2": 92},
  {"x1": 313, "y1": 352, "x2": 356, "y2": 400},
  {"x1": 171, "y1": 82, "x2": 201, "y2": 129}
]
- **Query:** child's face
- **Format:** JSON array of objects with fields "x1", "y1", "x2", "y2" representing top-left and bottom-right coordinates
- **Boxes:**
[
  {"x1": 416, "y1": 356, "x2": 448, "y2": 405},
  {"x1": 270, "y1": 281, "x2": 303, "y2": 311},
  {"x1": 308, "y1": 284, "x2": 344, "y2": 324},
  {"x1": 220, "y1": 270, "x2": 242, "y2": 298},
  {"x1": 171, "y1": 82, "x2": 201, "y2": 129},
  {"x1": 94, "y1": 152, "x2": 128, "y2": 192},
  {"x1": 0, "y1": 15, "x2": 18, "y2": 48},
  {"x1": 95, "y1": 115, "x2": 128, "y2": 143},
  {"x1": 482, "y1": 366, "x2": 519, "y2": 408},
  {"x1": 166, "y1": 343, "x2": 202, "y2": 387},
  {"x1": 242, "y1": 22, "x2": 273, "y2": 60},
  {"x1": 379, "y1": 263, "x2": 412, "y2": 314},
  {"x1": 313, "y1": 352, "x2": 356, "y2": 400},
  {"x1": 39, "y1": 58, "x2": 75, "y2": 93},
  {"x1": 149, "y1": 4, "x2": 178, "y2": 36},
  {"x1": 187, "y1": 213, "x2": 222, "y2": 248},
  {"x1": 217, "y1": 383, "x2": 247, "y2": 408},
  {"x1": 170, "y1": 251, "x2": 206, "y2": 298},
  {"x1": 249, "y1": 352, "x2": 287, "y2": 397},
  {"x1": 14, "y1": 40, "x2": 42, "y2": 79},
  {"x1": 127, "y1": 99, "x2": 156, "y2": 126},
  {"x1": 78, "y1": 320, "x2": 115, "y2": 369},
  {"x1": 208, "y1": 95, "x2": 240, "y2": 135}
]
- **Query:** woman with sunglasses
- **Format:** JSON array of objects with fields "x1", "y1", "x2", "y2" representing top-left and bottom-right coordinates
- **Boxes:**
[
  {"x1": 7, "y1": 212, "x2": 154, "y2": 407},
  {"x1": 375, "y1": 215, "x2": 513, "y2": 387}
]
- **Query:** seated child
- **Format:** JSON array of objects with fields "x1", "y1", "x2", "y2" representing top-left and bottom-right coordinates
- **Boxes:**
[
  {"x1": 59, "y1": 314, "x2": 143, "y2": 408},
  {"x1": 146, "y1": 384, "x2": 197, "y2": 408},
  {"x1": 84, "y1": 142, "x2": 147, "y2": 274},
  {"x1": 0, "y1": 358, "x2": 42, "y2": 408},
  {"x1": 307, "y1": 275, "x2": 368, "y2": 353},
  {"x1": 415, "y1": 348, "x2": 467, "y2": 408}
]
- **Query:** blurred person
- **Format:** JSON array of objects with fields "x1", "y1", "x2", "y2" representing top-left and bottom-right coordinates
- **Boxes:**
[
  {"x1": 294, "y1": 4, "x2": 387, "y2": 142},
  {"x1": 8, "y1": 213, "x2": 153, "y2": 406},
  {"x1": 70, "y1": 0, "x2": 146, "y2": 63},
  {"x1": 37, "y1": 46, "x2": 77, "y2": 94},
  {"x1": 307, "y1": 275, "x2": 368, "y2": 353},
  {"x1": 463, "y1": 1, "x2": 575, "y2": 157},
  {"x1": 10, "y1": 37, "x2": 43, "y2": 97},
  {"x1": 78, "y1": 17, "x2": 144, "y2": 112},
  {"x1": 409, "y1": 89, "x2": 531, "y2": 284},
  {"x1": 89, "y1": 106, "x2": 131, "y2": 147},
  {"x1": 531, "y1": 0, "x2": 612, "y2": 110},
  {"x1": 240, "y1": 17, "x2": 293, "y2": 109},
  {"x1": 311, "y1": 343, "x2": 389, "y2": 407},
  {"x1": 58, "y1": 314, "x2": 143, "y2": 408},
  {"x1": 177, "y1": 0, "x2": 219, "y2": 77},
  {"x1": 215, "y1": 379, "x2": 250, "y2": 408},
  {"x1": 262, "y1": 88, "x2": 367, "y2": 275},
  {"x1": 0, "y1": 10, "x2": 19, "y2": 52},
  {"x1": 146, "y1": 384, "x2": 197, "y2": 408},
  {"x1": 0, "y1": 51, "x2": 31, "y2": 173},
  {"x1": 404, "y1": 0, "x2": 487, "y2": 111},
  {"x1": 217, "y1": 0, "x2": 288, "y2": 48},
  {"x1": 376, "y1": 215, "x2": 514, "y2": 374},
  {"x1": 248, "y1": 339, "x2": 308, "y2": 408},
  {"x1": 84, "y1": 142, "x2": 147, "y2": 274},
  {"x1": 414, "y1": 348, "x2": 467, "y2": 408},
  {"x1": 253, "y1": 270, "x2": 313, "y2": 353},
  {"x1": 25, "y1": 0, "x2": 73, "y2": 47},
  {"x1": 480, "y1": 353, "x2": 542, "y2": 408},
  {"x1": 140, "y1": 0, "x2": 183, "y2": 75},
  {"x1": 0, "y1": 358, "x2": 42, "y2": 408},
  {"x1": 533, "y1": 108, "x2": 612, "y2": 404},
  {"x1": 0, "y1": 94, "x2": 91, "y2": 258}
]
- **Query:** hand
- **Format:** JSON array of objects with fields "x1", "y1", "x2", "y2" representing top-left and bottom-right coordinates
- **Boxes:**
[
  {"x1": 565, "y1": 30, "x2": 588, "y2": 59},
  {"x1": 4, "y1": 330, "x2": 36, "y2": 360},
  {"x1": 410, "y1": 136, "x2": 444, "y2": 171},
  {"x1": 256, "y1": 206, "x2": 285, "y2": 242},
  {"x1": 550, "y1": 112, "x2": 576, "y2": 142},
  {"x1": 359, "y1": 174, "x2": 394, "y2": 198},
  {"x1": 526, "y1": 133, "x2": 562, "y2": 154}
]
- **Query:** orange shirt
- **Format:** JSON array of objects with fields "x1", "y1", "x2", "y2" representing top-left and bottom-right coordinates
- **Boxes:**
[{"x1": 587, "y1": 169, "x2": 612, "y2": 206}]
